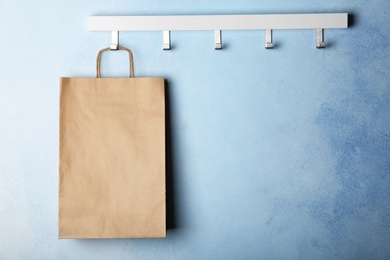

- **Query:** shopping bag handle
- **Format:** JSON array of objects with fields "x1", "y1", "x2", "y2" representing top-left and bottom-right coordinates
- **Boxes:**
[{"x1": 96, "y1": 47, "x2": 135, "y2": 78}]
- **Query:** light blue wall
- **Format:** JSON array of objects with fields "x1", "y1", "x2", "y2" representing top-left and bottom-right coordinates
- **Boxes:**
[{"x1": 1, "y1": 0, "x2": 390, "y2": 259}]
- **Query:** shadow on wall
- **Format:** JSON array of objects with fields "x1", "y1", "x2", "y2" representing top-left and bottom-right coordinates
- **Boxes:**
[
  {"x1": 348, "y1": 14, "x2": 356, "y2": 27},
  {"x1": 165, "y1": 80, "x2": 177, "y2": 230}
]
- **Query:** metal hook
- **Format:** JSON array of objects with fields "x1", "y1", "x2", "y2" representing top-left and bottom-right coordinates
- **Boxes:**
[
  {"x1": 265, "y1": 29, "x2": 273, "y2": 49},
  {"x1": 163, "y1": 31, "x2": 171, "y2": 50},
  {"x1": 214, "y1": 30, "x2": 222, "y2": 50},
  {"x1": 316, "y1": 28, "x2": 325, "y2": 48},
  {"x1": 110, "y1": 31, "x2": 119, "y2": 50}
]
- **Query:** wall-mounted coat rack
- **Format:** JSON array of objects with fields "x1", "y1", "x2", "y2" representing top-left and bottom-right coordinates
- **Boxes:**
[{"x1": 88, "y1": 13, "x2": 348, "y2": 50}]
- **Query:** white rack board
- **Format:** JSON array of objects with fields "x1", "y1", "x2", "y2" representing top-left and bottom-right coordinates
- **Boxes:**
[{"x1": 88, "y1": 14, "x2": 348, "y2": 31}]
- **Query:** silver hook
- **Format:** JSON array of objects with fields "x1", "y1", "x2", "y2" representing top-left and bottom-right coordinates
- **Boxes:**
[
  {"x1": 316, "y1": 28, "x2": 325, "y2": 48},
  {"x1": 163, "y1": 31, "x2": 171, "y2": 50},
  {"x1": 110, "y1": 31, "x2": 119, "y2": 50},
  {"x1": 265, "y1": 29, "x2": 273, "y2": 49},
  {"x1": 214, "y1": 30, "x2": 222, "y2": 50}
]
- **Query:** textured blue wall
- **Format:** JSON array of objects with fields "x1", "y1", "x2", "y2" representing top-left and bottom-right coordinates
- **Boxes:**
[{"x1": 1, "y1": 0, "x2": 390, "y2": 259}]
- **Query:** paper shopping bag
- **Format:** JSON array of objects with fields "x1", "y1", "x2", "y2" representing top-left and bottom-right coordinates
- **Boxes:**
[{"x1": 59, "y1": 47, "x2": 166, "y2": 238}]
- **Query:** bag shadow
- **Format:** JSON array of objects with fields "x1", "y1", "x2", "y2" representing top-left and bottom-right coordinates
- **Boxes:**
[{"x1": 165, "y1": 80, "x2": 177, "y2": 230}]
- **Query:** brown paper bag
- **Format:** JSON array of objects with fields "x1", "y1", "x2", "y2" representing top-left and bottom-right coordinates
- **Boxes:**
[{"x1": 59, "y1": 47, "x2": 166, "y2": 238}]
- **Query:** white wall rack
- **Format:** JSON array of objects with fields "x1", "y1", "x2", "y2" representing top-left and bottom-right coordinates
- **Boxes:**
[{"x1": 88, "y1": 13, "x2": 348, "y2": 50}]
